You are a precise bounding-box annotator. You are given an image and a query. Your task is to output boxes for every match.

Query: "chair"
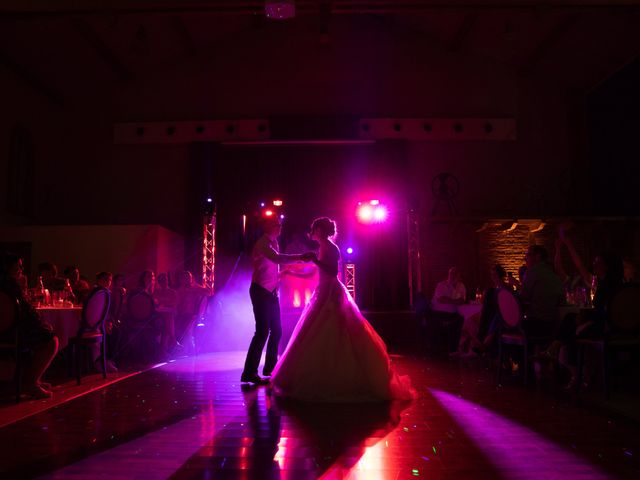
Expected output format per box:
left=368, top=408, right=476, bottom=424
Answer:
left=109, top=288, right=126, bottom=327
left=120, top=291, right=158, bottom=362
left=0, top=292, right=22, bottom=403
left=191, top=294, right=210, bottom=355
left=577, top=284, right=640, bottom=398
left=68, top=287, right=110, bottom=385
left=496, top=288, right=529, bottom=385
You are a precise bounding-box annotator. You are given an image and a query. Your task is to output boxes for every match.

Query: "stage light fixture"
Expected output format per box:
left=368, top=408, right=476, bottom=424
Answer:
left=264, top=209, right=274, bottom=217
left=273, top=199, right=283, bottom=206
left=356, top=200, right=389, bottom=224
left=346, top=247, right=354, bottom=255
left=356, top=204, right=374, bottom=223
left=373, top=206, right=388, bottom=221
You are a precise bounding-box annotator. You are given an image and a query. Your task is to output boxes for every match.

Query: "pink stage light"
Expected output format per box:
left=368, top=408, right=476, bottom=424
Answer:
left=373, top=206, right=388, bottom=221
left=356, top=200, right=389, bottom=224
left=346, top=247, right=354, bottom=255
left=356, top=204, right=374, bottom=223
left=264, top=209, right=274, bottom=217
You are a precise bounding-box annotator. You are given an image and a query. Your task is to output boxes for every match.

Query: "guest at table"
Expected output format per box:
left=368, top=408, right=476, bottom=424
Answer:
left=37, top=262, right=65, bottom=293
left=623, top=257, right=637, bottom=284
left=86, top=271, right=118, bottom=373
left=546, top=231, right=623, bottom=387
left=1, top=252, right=59, bottom=399
left=176, top=270, right=211, bottom=350
left=137, top=270, right=156, bottom=297
left=452, top=264, right=508, bottom=358
left=154, top=272, right=179, bottom=356
left=432, top=267, right=466, bottom=313
left=520, top=245, right=563, bottom=339
left=109, top=273, right=127, bottom=327
left=554, top=238, right=587, bottom=298
left=429, top=267, right=466, bottom=353
left=64, top=265, right=92, bottom=304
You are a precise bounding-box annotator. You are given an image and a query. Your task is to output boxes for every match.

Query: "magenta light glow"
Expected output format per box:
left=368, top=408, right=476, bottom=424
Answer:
left=430, top=389, right=610, bottom=479
left=346, top=247, right=354, bottom=255
left=356, top=200, right=389, bottom=224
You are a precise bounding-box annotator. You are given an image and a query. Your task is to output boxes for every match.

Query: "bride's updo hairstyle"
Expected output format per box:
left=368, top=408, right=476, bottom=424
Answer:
left=311, top=217, right=336, bottom=239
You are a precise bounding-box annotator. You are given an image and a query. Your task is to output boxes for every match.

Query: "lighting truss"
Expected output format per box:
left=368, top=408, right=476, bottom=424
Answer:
left=202, top=213, right=216, bottom=292
left=344, top=262, right=356, bottom=300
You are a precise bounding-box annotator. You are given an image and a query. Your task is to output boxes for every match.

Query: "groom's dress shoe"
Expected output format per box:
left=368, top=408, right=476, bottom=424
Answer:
left=240, top=373, right=270, bottom=385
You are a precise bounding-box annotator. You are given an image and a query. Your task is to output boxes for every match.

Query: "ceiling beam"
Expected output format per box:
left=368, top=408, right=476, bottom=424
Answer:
left=1, top=1, right=639, bottom=17
left=448, top=12, right=478, bottom=52
left=170, top=15, right=197, bottom=56
left=0, top=49, right=64, bottom=107
left=70, top=17, right=132, bottom=81
left=519, top=13, right=581, bottom=74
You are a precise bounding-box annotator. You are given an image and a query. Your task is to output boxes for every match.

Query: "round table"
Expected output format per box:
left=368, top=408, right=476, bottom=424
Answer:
left=37, top=306, right=83, bottom=350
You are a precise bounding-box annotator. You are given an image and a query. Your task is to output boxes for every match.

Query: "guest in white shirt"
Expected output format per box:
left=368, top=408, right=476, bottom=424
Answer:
left=432, top=267, right=467, bottom=313
left=241, top=216, right=311, bottom=385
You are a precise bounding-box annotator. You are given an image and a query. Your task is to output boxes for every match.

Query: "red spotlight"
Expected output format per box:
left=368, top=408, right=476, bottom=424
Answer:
left=264, top=209, right=274, bottom=217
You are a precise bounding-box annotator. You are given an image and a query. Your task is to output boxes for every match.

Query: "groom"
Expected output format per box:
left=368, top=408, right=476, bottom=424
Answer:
left=241, top=216, right=309, bottom=385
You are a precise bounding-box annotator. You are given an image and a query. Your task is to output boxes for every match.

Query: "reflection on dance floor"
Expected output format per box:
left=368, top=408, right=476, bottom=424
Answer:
left=0, top=352, right=638, bottom=479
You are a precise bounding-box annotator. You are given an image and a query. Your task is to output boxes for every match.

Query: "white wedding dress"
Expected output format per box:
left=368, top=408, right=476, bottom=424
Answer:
left=270, top=239, right=415, bottom=402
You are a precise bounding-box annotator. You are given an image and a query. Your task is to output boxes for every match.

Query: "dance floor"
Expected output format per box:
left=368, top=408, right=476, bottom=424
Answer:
left=0, top=351, right=639, bottom=479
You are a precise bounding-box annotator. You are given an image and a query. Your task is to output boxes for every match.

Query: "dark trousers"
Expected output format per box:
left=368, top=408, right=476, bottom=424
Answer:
left=242, top=283, right=282, bottom=376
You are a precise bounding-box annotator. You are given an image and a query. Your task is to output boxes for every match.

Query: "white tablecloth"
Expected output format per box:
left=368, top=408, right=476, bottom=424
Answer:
left=37, top=307, right=83, bottom=350
left=432, top=302, right=482, bottom=320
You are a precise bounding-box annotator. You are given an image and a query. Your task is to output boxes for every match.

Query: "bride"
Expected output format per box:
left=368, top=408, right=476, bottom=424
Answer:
left=270, top=217, right=415, bottom=402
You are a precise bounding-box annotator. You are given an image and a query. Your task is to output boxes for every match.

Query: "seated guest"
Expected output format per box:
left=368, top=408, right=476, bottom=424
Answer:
left=37, top=261, right=66, bottom=292
left=520, top=245, right=563, bottom=338
left=545, top=230, right=623, bottom=387
left=453, top=264, right=508, bottom=358
left=109, top=273, right=127, bottom=326
left=623, top=257, right=637, bottom=284
left=85, top=272, right=118, bottom=373
left=432, top=267, right=466, bottom=312
left=1, top=252, right=59, bottom=399
left=154, top=273, right=178, bottom=309
left=175, top=271, right=211, bottom=349
left=137, top=270, right=156, bottom=297
left=429, top=267, right=466, bottom=353
left=554, top=238, right=587, bottom=300
left=154, top=273, right=179, bottom=356
left=112, top=273, right=127, bottom=294
left=64, top=265, right=92, bottom=304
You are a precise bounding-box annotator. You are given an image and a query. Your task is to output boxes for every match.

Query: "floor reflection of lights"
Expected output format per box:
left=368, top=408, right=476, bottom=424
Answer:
left=431, top=389, right=613, bottom=480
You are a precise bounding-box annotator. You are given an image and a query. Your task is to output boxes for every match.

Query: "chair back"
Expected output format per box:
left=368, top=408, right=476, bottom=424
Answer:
left=109, top=288, right=125, bottom=322
left=196, top=295, right=208, bottom=319
left=0, top=292, right=18, bottom=335
left=497, top=288, right=522, bottom=328
left=82, top=287, right=111, bottom=332
left=127, top=291, right=155, bottom=322
left=609, top=284, right=640, bottom=334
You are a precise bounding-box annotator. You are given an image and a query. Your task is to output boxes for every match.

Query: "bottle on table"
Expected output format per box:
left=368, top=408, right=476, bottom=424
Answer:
left=35, top=276, right=46, bottom=307
left=64, top=278, right=76, bottom=305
